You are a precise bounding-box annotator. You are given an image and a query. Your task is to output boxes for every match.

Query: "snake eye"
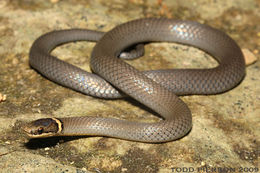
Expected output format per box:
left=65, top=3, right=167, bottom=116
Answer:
left=37, top=127, right=44, bottom=134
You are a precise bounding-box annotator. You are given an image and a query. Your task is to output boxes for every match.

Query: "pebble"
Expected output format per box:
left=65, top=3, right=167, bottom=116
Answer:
left=0, top=93, right=7, bottom=102
left=242, top=49, right=257, bottom=65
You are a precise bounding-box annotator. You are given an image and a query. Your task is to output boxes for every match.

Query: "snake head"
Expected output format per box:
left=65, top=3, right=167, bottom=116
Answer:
left=23, top=118, right=62, bottom=138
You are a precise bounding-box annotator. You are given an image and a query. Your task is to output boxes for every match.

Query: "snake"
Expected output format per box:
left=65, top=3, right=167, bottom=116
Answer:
left=23, top=18, right=245, bottom=143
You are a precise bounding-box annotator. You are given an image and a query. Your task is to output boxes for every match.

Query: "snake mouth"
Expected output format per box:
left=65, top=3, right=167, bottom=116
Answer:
left=22, top=125, right=42, bottom=138
left=22, top=125, right=52, bottom=138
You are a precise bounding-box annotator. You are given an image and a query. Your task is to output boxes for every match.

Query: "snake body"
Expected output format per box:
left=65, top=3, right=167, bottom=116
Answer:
left=24, top=18, right=245, bottom=143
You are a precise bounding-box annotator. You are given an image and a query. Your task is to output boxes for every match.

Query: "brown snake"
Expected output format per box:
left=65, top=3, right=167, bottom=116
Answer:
left=23, top=18, right=245, bottom=143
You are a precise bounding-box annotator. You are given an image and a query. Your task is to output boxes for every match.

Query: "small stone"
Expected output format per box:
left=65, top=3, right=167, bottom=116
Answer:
left=0, top=93, right=7, bottom=102
left=121, top=168, right=128, bottom=172
left=253, top=49, right=258, bottom=54
left=50, top=0, right=59, bottom=3
left=242, top=49, right=257, bottom=65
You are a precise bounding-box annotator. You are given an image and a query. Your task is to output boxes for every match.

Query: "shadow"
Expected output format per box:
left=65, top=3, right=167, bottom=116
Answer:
left=123, top=97, right=162, bottom=119
left=90, top=90, right=163, bottom=119
left=24, top=136, right=88, bottom=149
